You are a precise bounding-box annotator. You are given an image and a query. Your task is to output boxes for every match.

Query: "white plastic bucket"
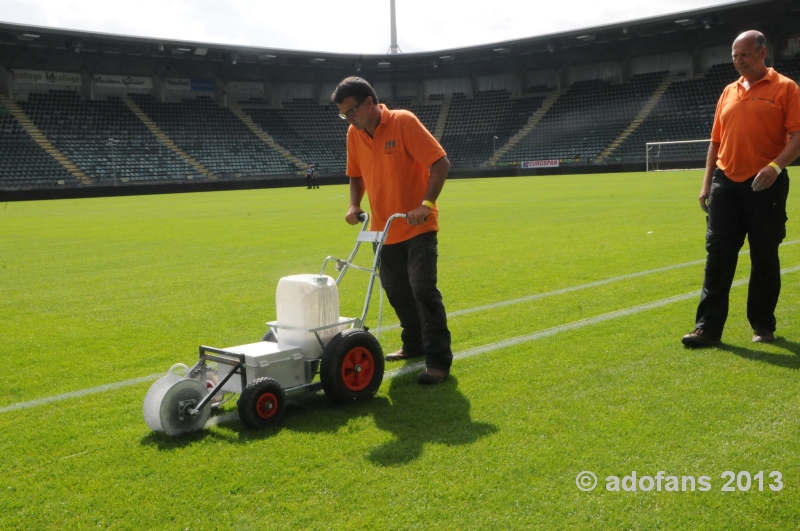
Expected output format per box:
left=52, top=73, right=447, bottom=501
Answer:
left=275, top=274, right=341, bottom=358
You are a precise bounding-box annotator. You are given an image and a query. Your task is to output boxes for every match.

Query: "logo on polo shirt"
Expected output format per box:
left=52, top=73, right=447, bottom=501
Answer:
left=385, top=140, right=397, bottom=151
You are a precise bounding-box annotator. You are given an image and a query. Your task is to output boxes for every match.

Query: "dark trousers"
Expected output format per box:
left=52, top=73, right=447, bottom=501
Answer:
left=378, top=231, right=453, bottom=373
left=695, top=167, right=789, bottom=336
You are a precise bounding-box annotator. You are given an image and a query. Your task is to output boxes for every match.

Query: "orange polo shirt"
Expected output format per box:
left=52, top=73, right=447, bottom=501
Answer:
left=347, top=104, right=446, bottom=244
left=712, top=67, right=800, bottom=181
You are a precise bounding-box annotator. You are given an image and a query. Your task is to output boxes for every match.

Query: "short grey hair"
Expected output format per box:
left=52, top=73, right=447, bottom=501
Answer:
left=754, top=32, right=767, bottom=50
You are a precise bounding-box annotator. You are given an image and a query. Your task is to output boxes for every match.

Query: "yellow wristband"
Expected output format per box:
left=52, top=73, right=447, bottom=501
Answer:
left=421, top=200, right=435, bottom=209
left=768, top=161, right=782, bottom=173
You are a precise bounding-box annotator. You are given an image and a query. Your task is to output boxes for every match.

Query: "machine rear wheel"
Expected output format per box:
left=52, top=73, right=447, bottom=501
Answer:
left=238, top=377, right=286, bottom=429
left=320, top=329, right=384, bottom=404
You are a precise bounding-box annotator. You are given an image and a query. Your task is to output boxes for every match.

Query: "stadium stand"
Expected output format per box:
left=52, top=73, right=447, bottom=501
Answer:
left=241, top=98, right=348, bottom=174
left=237, top=92, right=544, bottom=174
left=776, top=55, right=800, bottom=85
left=500, top=72, right=667, bottom=166
left=130, top=94, right=298, bottom=178
left=390, top=97, right=441, bottom=134
left=0, top=99, right=78, bottom=188
left=17, top=90, right=205, bottom=184
left=610, top=63, right=739, bottom=165
left=240, top=95, right=444, bottom=175
left=439, top=90, right=546, bottom=168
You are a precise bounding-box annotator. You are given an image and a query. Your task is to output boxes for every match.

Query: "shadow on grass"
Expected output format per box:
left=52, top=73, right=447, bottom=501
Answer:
left=716, top=337, right=800, bottom=369
left=140, top=426, right=234, bottom=449
left=365, top=374, right=498, bottom=467
left=140, top=373, right=498, bottom=463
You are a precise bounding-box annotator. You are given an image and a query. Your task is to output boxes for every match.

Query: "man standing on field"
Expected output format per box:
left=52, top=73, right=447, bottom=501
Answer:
left=332, top=76, right=453, bottom=384
left=682, top=30, right=800, bottom=347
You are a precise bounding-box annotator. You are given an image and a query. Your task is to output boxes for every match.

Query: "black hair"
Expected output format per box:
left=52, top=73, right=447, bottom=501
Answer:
left=331, top=76, right=378, bottom=105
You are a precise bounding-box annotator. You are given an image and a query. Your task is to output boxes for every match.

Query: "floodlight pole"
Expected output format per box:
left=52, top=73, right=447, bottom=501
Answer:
left=388, top=0, right=402, bottom=54
left=106, top=138, right=120, bottom=186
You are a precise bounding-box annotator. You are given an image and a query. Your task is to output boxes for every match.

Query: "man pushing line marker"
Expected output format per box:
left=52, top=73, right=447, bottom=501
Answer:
left=332, top=77, right=453, bottom=385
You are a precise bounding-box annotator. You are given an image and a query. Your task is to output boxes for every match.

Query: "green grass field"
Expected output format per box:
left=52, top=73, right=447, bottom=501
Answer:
left=3, top=171, right=800, bottom=530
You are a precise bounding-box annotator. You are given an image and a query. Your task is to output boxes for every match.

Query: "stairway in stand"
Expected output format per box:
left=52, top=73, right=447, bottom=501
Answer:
left=121, top=97, right=216, bottom=179
left=0, top=94, right=92, bottom=185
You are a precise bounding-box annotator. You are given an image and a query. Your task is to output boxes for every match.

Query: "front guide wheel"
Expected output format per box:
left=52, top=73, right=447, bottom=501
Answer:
left=143, top=375, right=210, bottom=437
left=238, top=377, right=287, bottom=429
left=320, top=329, right=384, bottom=404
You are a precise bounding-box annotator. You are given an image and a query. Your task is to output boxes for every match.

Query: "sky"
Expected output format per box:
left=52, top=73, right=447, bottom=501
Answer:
left=1, top=0, right=743, bottom=55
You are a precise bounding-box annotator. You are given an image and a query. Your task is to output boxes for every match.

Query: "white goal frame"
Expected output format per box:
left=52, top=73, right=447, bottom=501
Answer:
left=645, top=139, right=710, bottom=172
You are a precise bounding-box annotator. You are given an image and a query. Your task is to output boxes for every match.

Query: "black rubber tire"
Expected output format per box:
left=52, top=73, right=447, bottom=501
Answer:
left=237, top=377, right=287, bottom=429
left=320, top=329, right=384, bottom=404
left=261, top=330, right=277, bottom=342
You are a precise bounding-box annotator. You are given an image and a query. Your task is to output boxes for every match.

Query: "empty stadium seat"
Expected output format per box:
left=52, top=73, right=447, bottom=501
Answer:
left=501, top=72, right=668, bottom=165
left=17, top=90, right=204, bottom=184
left=612, top=64, right=738, bottom=164
left=130, top=94, right=297, bottom=178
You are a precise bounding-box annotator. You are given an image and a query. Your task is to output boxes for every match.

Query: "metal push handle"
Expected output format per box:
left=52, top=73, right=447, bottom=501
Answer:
left=359, top=213, right=408, bottom=325
left=321, top=212, right=370, bottom=282
left=319, top=212, right=410, bottom=330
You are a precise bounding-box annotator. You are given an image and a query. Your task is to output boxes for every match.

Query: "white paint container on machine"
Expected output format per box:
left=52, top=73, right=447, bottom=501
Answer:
left=275, top=274, right=342, bottom=358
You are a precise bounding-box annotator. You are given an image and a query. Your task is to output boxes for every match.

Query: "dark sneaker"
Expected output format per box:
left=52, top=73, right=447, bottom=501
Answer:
left=385, top=349, right=424, bottom=362
left=417, top=368, right=448, bottom=385
left=752, top=330, right=775, bottom=343
left=681, top=328, right=720, bottom=348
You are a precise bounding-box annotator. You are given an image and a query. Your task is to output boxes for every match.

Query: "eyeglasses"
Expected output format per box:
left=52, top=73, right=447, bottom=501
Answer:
left=338, top=100, right=364, bottom=120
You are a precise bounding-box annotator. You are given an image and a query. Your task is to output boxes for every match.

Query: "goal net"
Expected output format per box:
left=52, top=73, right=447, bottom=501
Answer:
left=645, top=139, right=710, bottom=172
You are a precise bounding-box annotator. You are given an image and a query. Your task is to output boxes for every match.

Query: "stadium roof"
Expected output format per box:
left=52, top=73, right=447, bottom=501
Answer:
left=0, top=0, right=795, bottom=81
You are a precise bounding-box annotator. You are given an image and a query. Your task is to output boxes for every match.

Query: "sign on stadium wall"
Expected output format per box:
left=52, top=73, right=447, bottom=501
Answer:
left=11, top=69, right=81, bottom=86
left=228, top=82, right=264, bottom=94
left=165, top=78, right=192, bottom=91
left=93, top=75, right=153, bottom=89
left=781, top=33, right=800, bottom=58
left=191, top=79, right=215, bottom=91
left=521, top=160, right=559, bottom=168
left=165, top=78, right=215, bottom=91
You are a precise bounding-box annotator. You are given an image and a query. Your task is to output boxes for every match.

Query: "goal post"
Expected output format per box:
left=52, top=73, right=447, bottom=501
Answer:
left=645, top=139, right=710, bottom=172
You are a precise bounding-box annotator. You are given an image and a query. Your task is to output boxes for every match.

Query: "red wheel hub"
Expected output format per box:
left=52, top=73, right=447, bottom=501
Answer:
left=341, top=346, right=375, bottom=392
left=255, top=392, right=278, bottom=419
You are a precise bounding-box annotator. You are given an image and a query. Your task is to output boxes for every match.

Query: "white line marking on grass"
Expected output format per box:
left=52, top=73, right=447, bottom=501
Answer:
left=382, top=265, right=800, bottom=381
left=3, top=248, right=800, bottom=416
left=0, top=373, right=163, bottom=414
left=60, top=450, right=88, bottom=460
left=205, top=412, right=239, bottom=427
left=377, top=239, right=800, bottom=331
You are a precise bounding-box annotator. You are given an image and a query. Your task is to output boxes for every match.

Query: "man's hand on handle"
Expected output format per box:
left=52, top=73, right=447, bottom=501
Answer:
left=345, top=205, right=365, bottom=225
left=406, top=204, right=431, bottom=226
